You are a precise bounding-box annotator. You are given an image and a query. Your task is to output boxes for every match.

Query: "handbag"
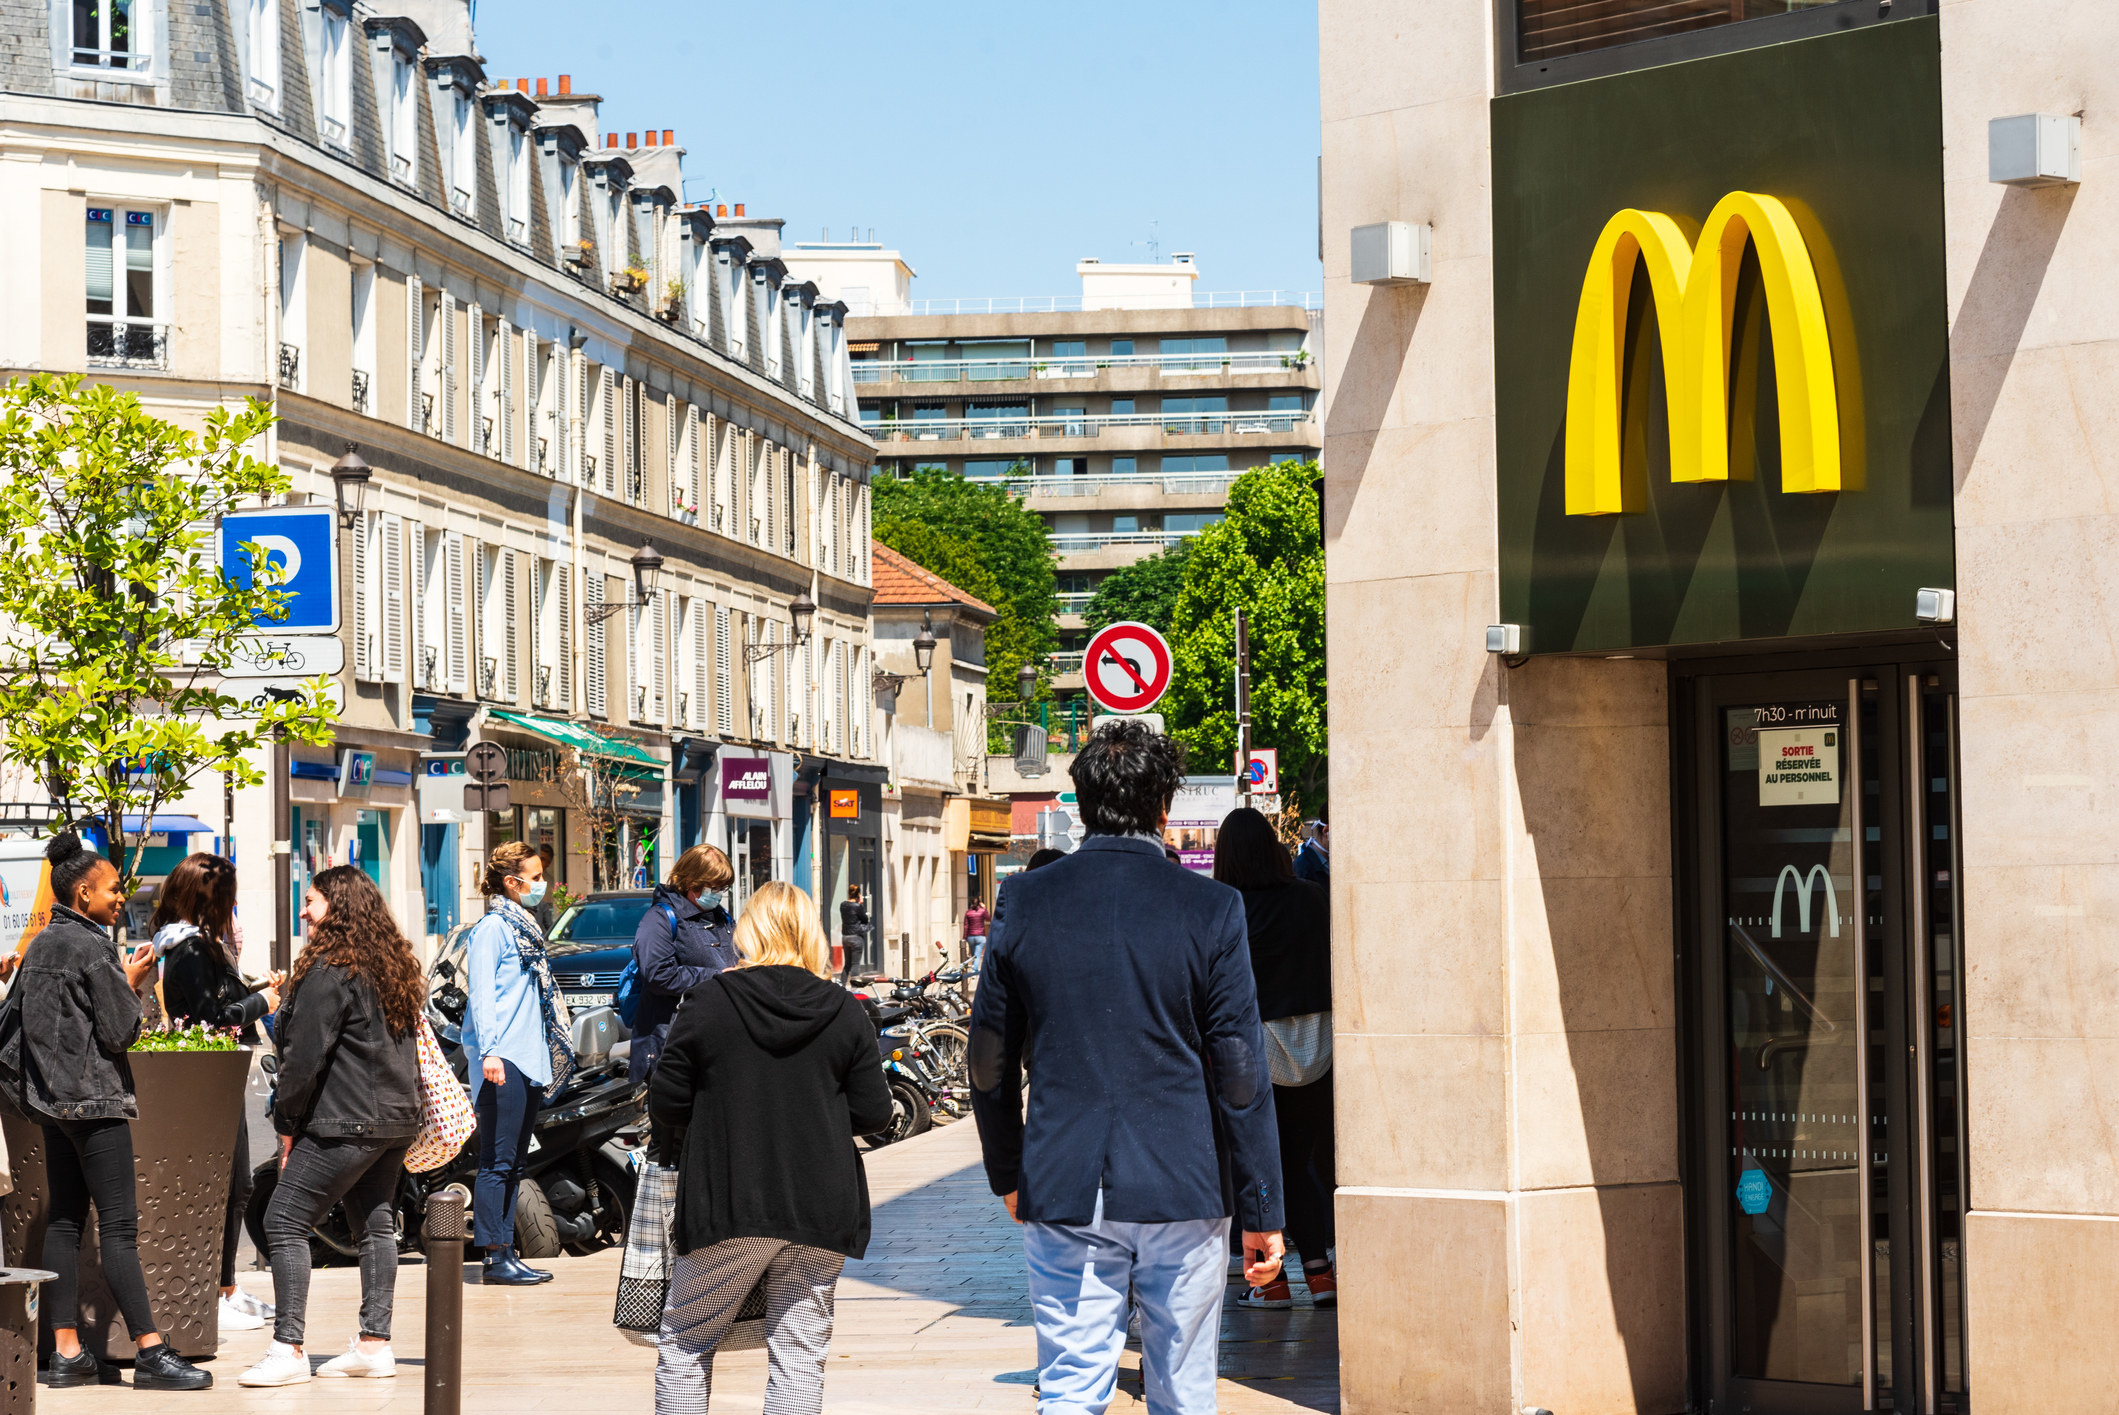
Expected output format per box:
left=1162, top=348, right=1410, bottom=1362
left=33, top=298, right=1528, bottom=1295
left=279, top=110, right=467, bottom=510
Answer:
left=614, top=1161, right=769, bottom=1347
left=405, top=1017, right=476, bottom=1174
left=615, top=1161, right=679, bottom=1341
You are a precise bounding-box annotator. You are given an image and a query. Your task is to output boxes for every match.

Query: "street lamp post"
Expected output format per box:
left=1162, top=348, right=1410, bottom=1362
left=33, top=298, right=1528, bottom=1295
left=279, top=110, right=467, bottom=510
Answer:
left=585, top=540, right=666, bottom=626
left=329, top=444, right=372, bottom=529
left=744, top=590, right=816, bottom=662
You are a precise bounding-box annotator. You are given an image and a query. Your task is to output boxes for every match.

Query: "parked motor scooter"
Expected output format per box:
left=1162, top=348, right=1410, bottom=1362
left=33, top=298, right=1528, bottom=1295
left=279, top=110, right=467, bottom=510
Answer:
left=855, top=993, right=941, bottom=1147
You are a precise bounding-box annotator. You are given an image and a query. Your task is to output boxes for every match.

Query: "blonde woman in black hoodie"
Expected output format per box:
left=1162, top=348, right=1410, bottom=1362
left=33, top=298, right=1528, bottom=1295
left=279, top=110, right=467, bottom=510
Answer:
left=648, top=881, right=894, bottom=1415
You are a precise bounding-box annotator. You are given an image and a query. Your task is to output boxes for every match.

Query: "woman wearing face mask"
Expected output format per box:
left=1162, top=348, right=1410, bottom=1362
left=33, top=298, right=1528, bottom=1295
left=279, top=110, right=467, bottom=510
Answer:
left=460, top=840, right=575, bottom=1286
left=11, top=832, right=213, bottom=1390
left=627, top=844, right=738, bottom=1085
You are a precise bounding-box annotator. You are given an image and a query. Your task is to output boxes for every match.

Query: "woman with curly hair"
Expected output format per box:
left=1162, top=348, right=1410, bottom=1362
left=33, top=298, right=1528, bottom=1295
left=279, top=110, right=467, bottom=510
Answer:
left=460, top=839, right=575, bottom=1286
left=238, top=865, right=422, bottom=1388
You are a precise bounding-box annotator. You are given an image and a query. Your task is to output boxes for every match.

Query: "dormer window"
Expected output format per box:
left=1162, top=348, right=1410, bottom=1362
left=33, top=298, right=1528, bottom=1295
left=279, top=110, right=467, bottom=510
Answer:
left=317, top=4, right=351, bottom=147
left=446, top=84, right=475, bottom=217
left=244, top=0, right=278, bottom=108
left=71, top=0, right=145, bottom=72
left=504, top=124, right=530, bottom=245
left=372, top=29, right=417, bottom=183
left=559, top=156, right=580, bottom=246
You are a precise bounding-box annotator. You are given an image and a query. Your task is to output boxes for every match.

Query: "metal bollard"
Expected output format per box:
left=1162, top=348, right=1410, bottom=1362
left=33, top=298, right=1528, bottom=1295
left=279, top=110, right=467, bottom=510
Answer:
left=0, top=1270, right=56, bottom=1415
left=423, top=1193, right=466, bottom=1415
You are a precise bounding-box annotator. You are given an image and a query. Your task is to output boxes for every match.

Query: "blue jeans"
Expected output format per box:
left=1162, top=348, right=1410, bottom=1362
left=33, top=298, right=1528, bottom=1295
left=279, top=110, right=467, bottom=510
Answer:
left=473, top=1058, right=543, bottom=1251
left=1023, top=1190, right=1229, bottom=1414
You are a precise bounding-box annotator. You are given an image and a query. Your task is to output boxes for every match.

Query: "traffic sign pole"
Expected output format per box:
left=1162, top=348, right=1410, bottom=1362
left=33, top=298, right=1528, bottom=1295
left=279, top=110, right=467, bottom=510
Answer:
left=1234, top=609, right=1252, bottom=802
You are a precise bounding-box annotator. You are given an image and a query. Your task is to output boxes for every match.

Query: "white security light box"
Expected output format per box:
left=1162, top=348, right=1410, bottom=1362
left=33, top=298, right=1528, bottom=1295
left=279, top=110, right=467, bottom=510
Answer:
left=1485, top=624, right=1522, bottom=656
left=1915, top=588, right=1956, bottom=624
left=1989, top=114, right=2080, bottom=187
left=1351, top=221, right=1431, bottom=285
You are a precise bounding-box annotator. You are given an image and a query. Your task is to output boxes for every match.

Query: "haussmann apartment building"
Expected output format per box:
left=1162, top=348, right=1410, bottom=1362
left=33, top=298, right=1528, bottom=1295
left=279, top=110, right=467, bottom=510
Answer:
left=0, top=0, right=885, bottom=956
left=1321, top=1, right=2119, bottom=1413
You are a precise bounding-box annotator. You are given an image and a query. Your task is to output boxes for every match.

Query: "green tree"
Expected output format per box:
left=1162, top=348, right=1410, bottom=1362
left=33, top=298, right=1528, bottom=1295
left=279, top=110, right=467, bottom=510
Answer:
left=1083, top=538, right=1192, bottom=636
left=873, top=467, right=1057, bottom=740
left=1163, top=460, right=1327, bottom=810
left=0, top=376, right=337, bottom=887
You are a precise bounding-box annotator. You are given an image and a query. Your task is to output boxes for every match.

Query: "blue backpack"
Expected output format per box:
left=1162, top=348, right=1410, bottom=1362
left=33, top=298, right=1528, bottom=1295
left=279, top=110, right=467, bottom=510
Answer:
left=613, top=902, right=678, bottom=1029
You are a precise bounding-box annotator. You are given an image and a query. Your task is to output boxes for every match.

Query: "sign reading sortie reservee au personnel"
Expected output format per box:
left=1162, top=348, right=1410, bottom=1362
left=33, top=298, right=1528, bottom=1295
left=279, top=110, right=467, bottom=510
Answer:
left=1082, top=621, right=1174, bottom=715
left=1757, top=727, right=1839, bottom=807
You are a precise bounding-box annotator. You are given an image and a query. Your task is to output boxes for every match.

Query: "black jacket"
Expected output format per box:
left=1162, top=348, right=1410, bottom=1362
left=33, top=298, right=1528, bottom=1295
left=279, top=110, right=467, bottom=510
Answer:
left=969, top=835, right=1284, bottom=1231
left=273, top=961, right=420, bottom=1141
left=628, top=885, right=737, bottom=1083
left=1292, top=840, right=1329, bottom=887
left=1238, top=881, right=1333, bottom=1023
left=160, top=927, right=269, bottom=1036
left=649, top=965, right=894, bottom=1259
left=11, top=905, right=141, bottom=1121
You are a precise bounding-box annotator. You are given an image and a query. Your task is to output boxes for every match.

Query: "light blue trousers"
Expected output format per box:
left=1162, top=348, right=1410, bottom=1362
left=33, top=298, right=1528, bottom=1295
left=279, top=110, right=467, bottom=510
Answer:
left=1023, top=1191, right=1230, bottom=1415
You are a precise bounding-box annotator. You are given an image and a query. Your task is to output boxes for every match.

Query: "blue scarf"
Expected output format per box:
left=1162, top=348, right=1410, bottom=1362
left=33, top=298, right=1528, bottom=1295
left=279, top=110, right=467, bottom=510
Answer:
left=492, top=900, right=577, bottom=1094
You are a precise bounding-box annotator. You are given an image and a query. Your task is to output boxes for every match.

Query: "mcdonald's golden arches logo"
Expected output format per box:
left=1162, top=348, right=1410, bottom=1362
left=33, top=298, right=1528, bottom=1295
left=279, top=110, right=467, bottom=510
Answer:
left=1564, top=191, right=1841, bottom=516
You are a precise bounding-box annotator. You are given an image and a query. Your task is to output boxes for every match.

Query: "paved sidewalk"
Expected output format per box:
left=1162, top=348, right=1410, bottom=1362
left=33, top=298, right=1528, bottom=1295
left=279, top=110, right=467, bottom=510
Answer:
left=56, top=1116, right=1336, bottom=1412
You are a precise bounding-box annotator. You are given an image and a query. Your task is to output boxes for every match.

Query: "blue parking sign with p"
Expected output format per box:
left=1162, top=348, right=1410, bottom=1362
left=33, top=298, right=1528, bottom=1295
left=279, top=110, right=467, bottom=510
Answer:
left=222, top=504, right=339, bottom=634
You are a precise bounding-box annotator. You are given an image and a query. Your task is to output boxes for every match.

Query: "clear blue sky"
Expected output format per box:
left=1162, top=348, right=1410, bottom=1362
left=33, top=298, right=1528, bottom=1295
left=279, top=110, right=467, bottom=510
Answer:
left=476, top=0, right=1323, bottom=299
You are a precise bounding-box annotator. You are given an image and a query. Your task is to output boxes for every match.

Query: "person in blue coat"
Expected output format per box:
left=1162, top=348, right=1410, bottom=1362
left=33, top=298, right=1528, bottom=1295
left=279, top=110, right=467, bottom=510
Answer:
left=628, top=843, right=738, bottom=1086
left=460, top=839, right=575, bottom=1286
left=969, top=719, right=1285, bottom=1414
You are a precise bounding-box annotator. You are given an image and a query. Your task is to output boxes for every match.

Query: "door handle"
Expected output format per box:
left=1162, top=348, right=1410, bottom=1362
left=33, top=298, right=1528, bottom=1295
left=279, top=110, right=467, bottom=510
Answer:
left=1849, top=676, right=1875, bottom=1412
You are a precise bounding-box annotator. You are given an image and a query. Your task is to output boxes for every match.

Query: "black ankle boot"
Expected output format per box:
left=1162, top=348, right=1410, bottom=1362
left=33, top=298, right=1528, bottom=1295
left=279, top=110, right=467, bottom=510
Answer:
left=133, top=1342, right=213, bottom=1391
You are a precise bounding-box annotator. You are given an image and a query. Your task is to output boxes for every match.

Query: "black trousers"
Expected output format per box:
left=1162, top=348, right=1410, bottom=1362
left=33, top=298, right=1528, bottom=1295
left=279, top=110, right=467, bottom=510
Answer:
left=41, top=1117, right=158, bottom=1340
left=1273, top=1072, right=1337, bottom=1268
left=472, top=1059, right=543, bottom=1251
left=222, top=1114, right=252, bottom=1288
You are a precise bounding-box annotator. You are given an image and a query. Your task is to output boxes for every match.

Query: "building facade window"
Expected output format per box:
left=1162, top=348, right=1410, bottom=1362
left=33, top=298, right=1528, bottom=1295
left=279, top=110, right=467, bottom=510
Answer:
left=245, top=0, right=278, bottom=108
left=71, top=0, right=144, bottom=71
left=277, top=231, right=305, bottom=391
left=446, top=84, right=475, bottom=217
left=558, top=156, right=580, bottom=247
left=504, top=123, right=530, bottom=245
left=350, top=259, right=376, bottom=413
left=318, top=4, right=351, bottom=145
left=385, top=46, right=416, bottom=182
left=85, top=205, right=162, bottom=366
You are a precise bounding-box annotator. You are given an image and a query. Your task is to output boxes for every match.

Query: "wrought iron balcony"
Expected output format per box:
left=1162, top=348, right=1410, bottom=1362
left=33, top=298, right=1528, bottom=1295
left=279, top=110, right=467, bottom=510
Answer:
left=278, top=342, right=301, bottom=390
left=86, top=318, right=168, bottom=370
left=351, top=369, right=371, bottom=414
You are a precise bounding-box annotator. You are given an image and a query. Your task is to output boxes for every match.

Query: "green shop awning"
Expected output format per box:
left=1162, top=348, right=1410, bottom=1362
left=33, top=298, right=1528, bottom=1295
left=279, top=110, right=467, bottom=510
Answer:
left=485, top=711, right=665, bottom=777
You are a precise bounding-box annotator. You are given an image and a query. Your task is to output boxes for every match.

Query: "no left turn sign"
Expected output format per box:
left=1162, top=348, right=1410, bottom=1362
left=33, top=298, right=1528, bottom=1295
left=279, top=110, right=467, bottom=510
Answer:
left=1083, top=621, right=1174, bottom=714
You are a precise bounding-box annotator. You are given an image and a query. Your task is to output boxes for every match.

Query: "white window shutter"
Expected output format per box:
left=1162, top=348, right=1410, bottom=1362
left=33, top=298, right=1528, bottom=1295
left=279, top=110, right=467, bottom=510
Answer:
left=352, top=512, right=371, bottom=679
left=467, top=303, right=485, bottom=452
left=853, top=647, right=865, bottom=757
left=558, top=564, right=572, bottom=709
left=522, top=331, right=538, bottom=471
left=714, top=605, right=731, bottom=733
left=408, top=520, right=427, bottom=686
left=406, top=274, right=424, bottom=432
left=382, top=512, right=405, bottom=681
left=687, top=405, right=702, bottom=513
left=651, top=590, right=666, bottom=721
left=574, top=350, right=589, bottom=484
left=585, top=570, right=606, bottom=716
left=498, top=319, right=514, bottom=463
left=692, top=605, right=708, bottom=729
left=502, top=549, right=517, bottom=700
left=446, top=533, right=467, bottom=692
left=601, top=367, right=617, bottom=493
left=763, top=623, right=777, bottom=739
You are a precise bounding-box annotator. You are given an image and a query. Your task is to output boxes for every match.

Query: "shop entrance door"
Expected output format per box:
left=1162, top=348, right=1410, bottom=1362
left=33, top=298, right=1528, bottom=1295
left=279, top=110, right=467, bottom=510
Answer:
left=1681, top=661, right=1968, bottom=1415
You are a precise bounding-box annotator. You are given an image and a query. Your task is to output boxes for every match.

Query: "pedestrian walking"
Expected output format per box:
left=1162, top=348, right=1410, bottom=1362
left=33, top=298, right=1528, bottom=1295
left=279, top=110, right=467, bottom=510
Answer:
left=969, top=720, right=1285, bottom=1415
left=1213, top=808, right=1337, bottom=1309
left=838, top=884, right=871, bottom=979
left=461, top=839, right=575, bottom=1286
left=152, top=852, right=283, bottom=1334
left=648, top=880, right=895, bottom=1414
left=9, top=832, right=214, bottom=1390
left=236, top=864, right=422, bottom=1387
left=960, top=895, right=990, bottom=968
left=1292, top=812, right=1329, bottom=887
left=628, top=843, right=738, bottom=1085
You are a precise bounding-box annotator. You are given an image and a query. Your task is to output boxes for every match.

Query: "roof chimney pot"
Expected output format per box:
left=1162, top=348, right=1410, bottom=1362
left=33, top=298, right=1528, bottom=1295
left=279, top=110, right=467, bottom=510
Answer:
left=514, top=77, right=528, bottom=92
left=606, top=133, right=618, bottom=148
left=663, top=128, right=674, bottom=146
left=643, top=131, right=656, bottom=147
left=716, top=204, right=727, bottom=217
left=535, top=77, right=548, bottom=96
left=626, top=132, right=637, bottom=148
left=734, top=203, right=745, bottom=217
left=557, top=74, right=571, bottom=94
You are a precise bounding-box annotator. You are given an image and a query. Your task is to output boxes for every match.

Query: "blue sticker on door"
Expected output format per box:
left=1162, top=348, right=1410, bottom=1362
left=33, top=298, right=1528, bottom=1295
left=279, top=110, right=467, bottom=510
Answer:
left=1736, top=1167, right=1772, bottom=1215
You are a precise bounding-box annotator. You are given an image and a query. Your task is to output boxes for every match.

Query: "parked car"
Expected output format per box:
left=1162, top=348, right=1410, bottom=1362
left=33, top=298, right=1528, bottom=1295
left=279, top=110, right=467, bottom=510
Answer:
left=428, top=890, right=654, bottom=1015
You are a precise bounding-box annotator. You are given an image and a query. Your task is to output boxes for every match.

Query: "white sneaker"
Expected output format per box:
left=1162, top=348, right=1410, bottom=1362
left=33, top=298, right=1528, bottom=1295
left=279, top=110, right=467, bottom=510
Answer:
left=237, top=1342, right=312, bottom=1386
left=226, top=1287, right=276, bottom=1321
left=217, top=1293, right=264, bottom=1331
left=317, top=1338, right=396, bottom=1379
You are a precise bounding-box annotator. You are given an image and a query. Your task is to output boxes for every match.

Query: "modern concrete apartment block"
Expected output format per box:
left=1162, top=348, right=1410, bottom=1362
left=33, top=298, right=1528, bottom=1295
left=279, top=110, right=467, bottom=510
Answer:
left=1323, top=0, right=2119, bottom=1412
left=0, top=0, right=880, bottom=955
left=785, top=248, right=1322, bottom=689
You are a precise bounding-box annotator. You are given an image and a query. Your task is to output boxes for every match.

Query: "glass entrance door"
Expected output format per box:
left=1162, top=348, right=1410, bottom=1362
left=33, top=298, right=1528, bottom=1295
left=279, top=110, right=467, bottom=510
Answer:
left=1683, top=662, right=1967, bottom=1415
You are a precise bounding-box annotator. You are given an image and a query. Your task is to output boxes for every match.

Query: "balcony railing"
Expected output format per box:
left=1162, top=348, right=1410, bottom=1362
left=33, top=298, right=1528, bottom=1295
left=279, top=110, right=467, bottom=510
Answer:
left=1049, top=531, right=1193, bottom=554
left=1048, top=650, right=1086, bottom=674
left=278, top=342, right=301, bottom=390
left=870, top=410, right=1314, bottom=443
left=980, top=471, right=1242, bottom=500
left=853, top=350, right=1310, bottom=384
left=870, top=290, right=1321, bottom=317
left=86, top=318, right=169, bottom=370
left=1058, top=592, right=1095, bottom=614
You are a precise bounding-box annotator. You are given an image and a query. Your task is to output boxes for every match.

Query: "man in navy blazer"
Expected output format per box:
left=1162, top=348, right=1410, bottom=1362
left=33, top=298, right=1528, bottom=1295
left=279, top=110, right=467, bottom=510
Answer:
left=970, top=720, right=1284, bottom=1413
